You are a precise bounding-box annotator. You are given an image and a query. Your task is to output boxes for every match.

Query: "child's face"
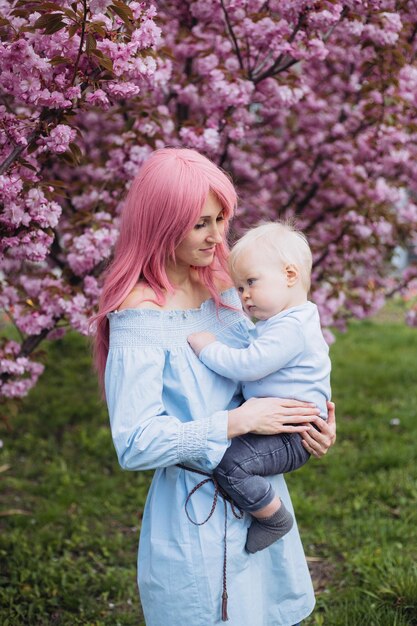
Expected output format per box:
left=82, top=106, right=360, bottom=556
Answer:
left=232, top=249, right=295, bottom=320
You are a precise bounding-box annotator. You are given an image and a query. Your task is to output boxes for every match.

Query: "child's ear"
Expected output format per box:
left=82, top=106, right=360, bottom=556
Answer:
left=285, top=264, right=299, bottom=287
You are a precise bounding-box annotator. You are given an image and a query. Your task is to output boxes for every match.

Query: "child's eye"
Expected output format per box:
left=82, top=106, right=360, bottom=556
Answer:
left=247, top=278, right=255, bottom=286
left=237, top=286, right=244, bottom=294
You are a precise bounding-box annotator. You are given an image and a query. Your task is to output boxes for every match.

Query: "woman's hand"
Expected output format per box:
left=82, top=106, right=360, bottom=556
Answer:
left=228, top=397, right=321, bottom=439
left=300, top=401, right=336, bottom=458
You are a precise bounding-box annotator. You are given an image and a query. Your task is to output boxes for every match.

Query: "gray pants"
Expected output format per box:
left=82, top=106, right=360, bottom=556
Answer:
left=214, top=432, right=310, bottom=513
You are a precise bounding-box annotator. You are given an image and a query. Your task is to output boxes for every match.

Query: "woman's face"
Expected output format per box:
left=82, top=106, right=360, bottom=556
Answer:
left=174, top=193, right=226, bottom=267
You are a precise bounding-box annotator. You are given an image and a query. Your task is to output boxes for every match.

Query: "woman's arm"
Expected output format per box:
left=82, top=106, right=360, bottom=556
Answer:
left=105, top=346, right=231, bottom=472
left=300, top=401, right=336, bottom=458
left=228, top=397, right=321, bottom=438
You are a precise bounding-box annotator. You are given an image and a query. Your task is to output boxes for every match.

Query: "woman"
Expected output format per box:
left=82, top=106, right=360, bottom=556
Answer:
left=94, top=148, right=336, bottom=626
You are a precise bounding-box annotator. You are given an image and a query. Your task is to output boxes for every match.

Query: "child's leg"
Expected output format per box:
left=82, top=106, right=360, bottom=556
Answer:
left=214, top=432, right=310, bottom=511
left=214, top=433, right=310, bottom=553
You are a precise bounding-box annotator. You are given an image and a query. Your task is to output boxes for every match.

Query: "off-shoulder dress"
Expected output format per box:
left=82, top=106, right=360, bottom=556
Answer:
left=105, top=288, right=315, bottom=626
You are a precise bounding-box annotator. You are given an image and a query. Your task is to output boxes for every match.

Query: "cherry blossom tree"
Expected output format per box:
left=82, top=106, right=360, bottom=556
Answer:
left=1, top=0, right=417, bottom=401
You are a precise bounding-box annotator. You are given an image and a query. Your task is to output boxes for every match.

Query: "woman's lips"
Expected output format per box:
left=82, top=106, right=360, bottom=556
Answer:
left=200, top=247, right=215, bottom=254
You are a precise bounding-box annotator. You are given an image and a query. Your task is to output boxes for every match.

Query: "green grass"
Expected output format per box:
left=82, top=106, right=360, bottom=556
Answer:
left=1, top=319, right=417, bottom=625
left=0, top=334, right=150, bottom=625
left=288, top=319, right=417, bottom=626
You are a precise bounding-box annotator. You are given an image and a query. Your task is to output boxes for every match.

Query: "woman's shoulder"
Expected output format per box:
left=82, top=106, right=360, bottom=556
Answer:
left=118, top=278, right=234, bottom=313
left=118, top=282, right=161, bottom=311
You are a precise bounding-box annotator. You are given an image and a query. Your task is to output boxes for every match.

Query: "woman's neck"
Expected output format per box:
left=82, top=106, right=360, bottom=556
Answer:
left=165, top=259, right=195, bottom=291
left=164, top=263, right=211, bottom=309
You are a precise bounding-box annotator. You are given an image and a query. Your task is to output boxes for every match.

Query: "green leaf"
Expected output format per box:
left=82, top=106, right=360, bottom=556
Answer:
left=44, top=19, right=66, bottom=34
left=86, top=33, right=97, bottom=54
left=68, top=142, right=83, bottom=164
left=38, top=2, right=63, bottom=10
left=62, top=8, right=78, bottom=20
left=33, top=13, right=62, bottom=29
left=89, top=21, right=106, bottom=37
left=60, top=150, right=76, bottom=165
left=91, top=50, right=113, bottom=72
left=110, top=2, right=133, bottom=27
left=42, top=179, right=67, bottom=188
left=113, top=0, right=133, bottom=18
left=27, top=142, right=39, bottom=155
left=68, top=23, right=78, bottom=38
left=10, top=9, right=29, bottom=18
left=49, top=56, right=73, bottom=65
left=16, top=158, right=37, bottom=172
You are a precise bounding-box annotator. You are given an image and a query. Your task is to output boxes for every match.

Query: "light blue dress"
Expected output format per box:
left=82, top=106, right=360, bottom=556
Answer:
left=105, top=288, right=315, bottom=626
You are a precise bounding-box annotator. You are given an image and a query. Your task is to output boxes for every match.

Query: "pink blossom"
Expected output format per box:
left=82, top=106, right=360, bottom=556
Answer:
left=16, top=312, right=55, bottom=336
left=322, top=329, right=335, bottom=346
left=47, top=328, right=67, bottom=341
left=58, top=294, right=90, bottom=335
left=85, top=89, right=110, bottom=108
left=398, top=65, right=417, bottom=107
left=90, top=0, right=113, bottom=15
left=2, top=0, right=417, bottom=400
left=364, top=13, right=402, bottom=47
left=44, top=125, right=76, bottom=154
left=0, top=341, right=44, bottom=399
left=66, top=226, right=119, bottom=276
left=106, top=81, right=141, bottom=98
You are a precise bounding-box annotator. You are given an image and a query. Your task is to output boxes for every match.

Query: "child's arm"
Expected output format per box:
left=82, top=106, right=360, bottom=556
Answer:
left=188, top=317, right=305, bottom=381
left=187, top=332, right=217, bottom=356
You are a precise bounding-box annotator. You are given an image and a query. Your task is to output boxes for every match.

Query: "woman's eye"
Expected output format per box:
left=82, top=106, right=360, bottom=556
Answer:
left=194, top=223, right=206, bottom=230
left=217, top=213, right=225, bottom=222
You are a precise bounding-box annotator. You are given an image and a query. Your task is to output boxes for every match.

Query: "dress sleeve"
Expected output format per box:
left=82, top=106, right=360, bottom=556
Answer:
left=199, top=317, right=305, bottom=382
left=105, top=346, right=229, bottom=472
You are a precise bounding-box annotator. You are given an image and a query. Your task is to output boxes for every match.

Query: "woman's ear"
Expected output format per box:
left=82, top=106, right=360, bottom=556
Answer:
left=285, top=264, right=299, bottom=287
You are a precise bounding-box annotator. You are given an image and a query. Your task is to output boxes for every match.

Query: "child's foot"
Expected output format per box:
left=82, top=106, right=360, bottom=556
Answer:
left=245, top=502, right=294, bottom=554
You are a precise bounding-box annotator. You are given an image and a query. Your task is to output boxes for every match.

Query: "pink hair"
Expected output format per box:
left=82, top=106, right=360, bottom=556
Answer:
left=92, top=147, right=237, bottom=386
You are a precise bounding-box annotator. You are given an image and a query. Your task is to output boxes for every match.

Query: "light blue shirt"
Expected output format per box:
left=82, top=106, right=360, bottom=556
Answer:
left=200, top=301, right=331, bottom=420
left=105, top=289, right=315, bottom=626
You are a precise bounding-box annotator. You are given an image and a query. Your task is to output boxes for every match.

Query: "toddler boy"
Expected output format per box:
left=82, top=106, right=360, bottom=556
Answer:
left=188, top=222, right=331, bottom=554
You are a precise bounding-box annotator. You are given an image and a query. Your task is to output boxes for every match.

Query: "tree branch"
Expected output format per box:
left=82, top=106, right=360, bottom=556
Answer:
left=253, top=10, right=306, bottom=83
left=313, top=226, right=349, bottom=270
left=220, top=0, right=245, bottom=72
left=71, top=0, right=88, bottom=86
left=280, top=155, right=324, bottom=212
left=0, top=131, right=37, bottom=175
left=407, top=21, right=417, bottom=45
left=303, top=204, right=344, bottom=233
left=19, top=328, right=52, bottom=358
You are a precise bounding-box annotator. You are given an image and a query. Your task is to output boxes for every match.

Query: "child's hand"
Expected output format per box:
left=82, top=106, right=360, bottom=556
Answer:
left=187, top=332, right=217, bottom=356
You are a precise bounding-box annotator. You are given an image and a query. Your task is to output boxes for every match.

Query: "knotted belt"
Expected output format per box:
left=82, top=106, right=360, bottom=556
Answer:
left=176, top=464, right=244, bottom=621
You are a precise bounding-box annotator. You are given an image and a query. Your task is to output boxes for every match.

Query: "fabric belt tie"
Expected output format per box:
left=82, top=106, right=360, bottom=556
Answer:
left=176, top=464, right=243, bottom=622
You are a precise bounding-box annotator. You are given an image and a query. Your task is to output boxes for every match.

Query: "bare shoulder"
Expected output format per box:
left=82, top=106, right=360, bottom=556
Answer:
left=118, top=282, right=161, bottom=311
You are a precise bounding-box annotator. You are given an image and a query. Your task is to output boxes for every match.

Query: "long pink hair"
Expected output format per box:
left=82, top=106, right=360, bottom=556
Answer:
left=92, top=147, right=237, bottom=386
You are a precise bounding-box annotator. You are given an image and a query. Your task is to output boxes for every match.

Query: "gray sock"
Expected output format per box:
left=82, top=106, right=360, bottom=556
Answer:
left=245, top=502, right=294, bottom=554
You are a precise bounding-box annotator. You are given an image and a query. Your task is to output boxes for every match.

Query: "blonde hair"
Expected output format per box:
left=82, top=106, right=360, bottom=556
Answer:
left=229, top=221, right=313, bottom=291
